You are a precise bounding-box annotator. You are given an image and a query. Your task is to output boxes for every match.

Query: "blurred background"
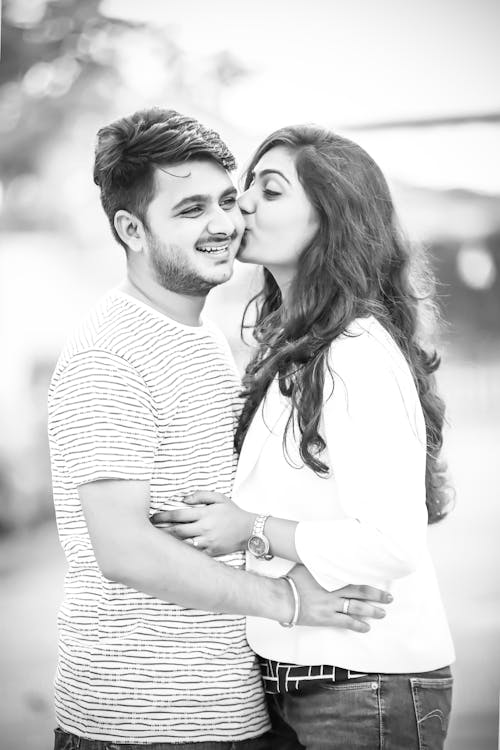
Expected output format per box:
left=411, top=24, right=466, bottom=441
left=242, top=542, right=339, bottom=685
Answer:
left=1, top=0, right=499, bottom=748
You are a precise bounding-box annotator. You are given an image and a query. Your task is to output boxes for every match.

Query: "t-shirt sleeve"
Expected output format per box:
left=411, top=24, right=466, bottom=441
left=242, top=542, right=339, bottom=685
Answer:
left=48, top=349, right=158, bottom=485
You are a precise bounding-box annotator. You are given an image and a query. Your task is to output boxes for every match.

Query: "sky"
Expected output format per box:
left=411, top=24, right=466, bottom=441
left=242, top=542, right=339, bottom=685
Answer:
left=104, top=0, right=500, bottom=193
left=105, top=0, right=499, bottom=126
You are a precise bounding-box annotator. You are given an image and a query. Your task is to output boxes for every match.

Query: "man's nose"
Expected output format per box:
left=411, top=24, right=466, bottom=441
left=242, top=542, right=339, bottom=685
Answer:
left=207, top=206, right=237, bottom=236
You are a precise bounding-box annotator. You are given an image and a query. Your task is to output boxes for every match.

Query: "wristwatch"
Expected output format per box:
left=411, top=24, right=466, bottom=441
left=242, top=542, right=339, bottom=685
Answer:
left=247, top=514, right=273, bottom=560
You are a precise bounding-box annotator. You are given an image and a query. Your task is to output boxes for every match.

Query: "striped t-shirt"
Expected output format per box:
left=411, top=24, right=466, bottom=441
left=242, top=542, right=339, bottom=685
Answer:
left=48, top=290, right=269, bottom=743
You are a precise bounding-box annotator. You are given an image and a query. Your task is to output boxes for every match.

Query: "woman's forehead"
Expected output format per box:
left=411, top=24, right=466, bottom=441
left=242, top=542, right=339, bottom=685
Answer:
left=255, top=146, right=297, bottom=180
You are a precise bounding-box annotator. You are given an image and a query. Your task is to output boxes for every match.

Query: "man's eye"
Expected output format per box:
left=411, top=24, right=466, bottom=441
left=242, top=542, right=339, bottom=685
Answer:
left=180, top=206, right=203, bottom=217
left=221, top=196, right=237, bottom=210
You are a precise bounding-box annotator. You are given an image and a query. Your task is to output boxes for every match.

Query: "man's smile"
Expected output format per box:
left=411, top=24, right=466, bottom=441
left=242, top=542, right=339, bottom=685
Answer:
left=195, top=242, right=230, bottom=255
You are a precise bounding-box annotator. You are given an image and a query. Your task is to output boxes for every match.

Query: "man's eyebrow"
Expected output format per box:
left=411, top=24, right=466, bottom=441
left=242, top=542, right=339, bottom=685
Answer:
left=172, top=194, right=209, bottom=211
left=256, top=168, right=292, bottom=185
left=172, top=187, right=236, bottom=212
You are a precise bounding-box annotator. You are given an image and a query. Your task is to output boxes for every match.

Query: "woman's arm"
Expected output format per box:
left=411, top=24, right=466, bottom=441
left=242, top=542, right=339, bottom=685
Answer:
left=81, top=479, right=389, bottom=630
left=153, top=329, right=428, bottom=587
left=152, top=491, right=300, bottom=560
left=293, top=330, right=429, bottom=589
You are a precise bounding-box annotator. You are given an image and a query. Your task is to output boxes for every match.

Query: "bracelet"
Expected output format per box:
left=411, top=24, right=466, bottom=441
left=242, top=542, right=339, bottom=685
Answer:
left=279, top=575, right=300, bottom=628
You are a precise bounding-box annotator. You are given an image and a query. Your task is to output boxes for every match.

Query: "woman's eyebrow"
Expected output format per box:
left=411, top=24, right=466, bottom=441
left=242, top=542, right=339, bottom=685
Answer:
left=256, top=168, right=291, bottom=185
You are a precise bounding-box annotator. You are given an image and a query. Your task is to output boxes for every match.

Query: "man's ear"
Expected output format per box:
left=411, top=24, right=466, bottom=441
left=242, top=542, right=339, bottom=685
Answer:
left=114, top=210, right=145, bottom=254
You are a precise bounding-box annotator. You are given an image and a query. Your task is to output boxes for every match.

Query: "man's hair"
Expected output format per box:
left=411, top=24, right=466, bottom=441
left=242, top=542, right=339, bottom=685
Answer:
left=93, top=107, right=237, bottom=249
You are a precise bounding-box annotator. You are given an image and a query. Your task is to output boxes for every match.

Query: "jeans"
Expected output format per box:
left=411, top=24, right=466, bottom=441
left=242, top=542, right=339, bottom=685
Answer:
left=266, top=666, right=453, bottom=749
left=54, top=727, right=271, bottom=750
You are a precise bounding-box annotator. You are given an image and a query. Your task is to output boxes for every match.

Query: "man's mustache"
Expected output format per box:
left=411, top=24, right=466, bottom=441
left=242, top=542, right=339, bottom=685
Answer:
left=198, top=229, right=239, bottom=244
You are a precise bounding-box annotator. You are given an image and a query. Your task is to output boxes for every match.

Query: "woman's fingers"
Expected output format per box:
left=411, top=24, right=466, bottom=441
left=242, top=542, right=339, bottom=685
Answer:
left=151, top=493, right=228, bottom=528
left=154, top=524, right=175, bottom=534
left=151, top=508, right=200, bottom=525
left=183, top=491, right=226, bottom=505
left=154, top=522, right=191, bottom=538
left=155, top=526, right=209, bottom=552
left=155, top=523, right=202, bottom=539
left=338, top=598, right=386, bottom=620
left=332, top=614, right=371, bottom=633
left=185, top=536, right=221, bottom=556
left=166, top=522, right=202, bottom=539
left=185, top=537, right=207, bottom=551
left=339, top=584, right=393, bottom=604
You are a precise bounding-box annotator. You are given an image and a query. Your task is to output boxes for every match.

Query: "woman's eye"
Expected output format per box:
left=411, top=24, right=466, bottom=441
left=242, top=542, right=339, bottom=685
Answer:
left=264, top=189, right=281, bottom=198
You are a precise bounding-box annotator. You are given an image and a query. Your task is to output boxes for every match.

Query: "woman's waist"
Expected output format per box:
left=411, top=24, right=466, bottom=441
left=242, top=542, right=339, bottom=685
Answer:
left=245, top=572, right=454, bottom=672
left=247, top=616, right=454, bottom=673
left=258, top=657, right=452, bottom=694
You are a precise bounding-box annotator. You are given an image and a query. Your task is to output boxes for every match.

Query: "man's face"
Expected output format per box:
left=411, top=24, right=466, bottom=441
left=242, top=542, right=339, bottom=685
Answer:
left=143, top=159, right=244, bottom=296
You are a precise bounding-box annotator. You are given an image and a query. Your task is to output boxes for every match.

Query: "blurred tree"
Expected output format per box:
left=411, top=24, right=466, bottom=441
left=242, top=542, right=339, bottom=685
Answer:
left=0, top=1, right=252, bottom=532
left=0, top=0, right=247, bottom=197
left=0, top=0, right=147, bottom=178
left=212, top=50, right=249, bottom=87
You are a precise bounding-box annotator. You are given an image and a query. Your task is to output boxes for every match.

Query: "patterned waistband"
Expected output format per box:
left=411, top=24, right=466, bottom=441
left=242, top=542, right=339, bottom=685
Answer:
left=259, top=658, right=368, bottom=694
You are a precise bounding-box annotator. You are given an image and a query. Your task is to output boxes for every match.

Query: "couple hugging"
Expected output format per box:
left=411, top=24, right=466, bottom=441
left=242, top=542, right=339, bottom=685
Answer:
left=48, top=107, right=454, bottom=750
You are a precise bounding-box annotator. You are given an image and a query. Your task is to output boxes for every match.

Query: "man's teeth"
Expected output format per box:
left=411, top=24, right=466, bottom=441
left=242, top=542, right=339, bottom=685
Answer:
left=197, top=244, right=229, bottom=254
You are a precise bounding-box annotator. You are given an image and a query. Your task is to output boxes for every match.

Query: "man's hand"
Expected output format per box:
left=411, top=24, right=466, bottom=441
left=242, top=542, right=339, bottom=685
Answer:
left=288, top=565, right=391, bottom=632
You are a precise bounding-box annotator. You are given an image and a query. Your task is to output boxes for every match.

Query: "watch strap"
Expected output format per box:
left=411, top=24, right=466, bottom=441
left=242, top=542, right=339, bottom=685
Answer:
left=252, top=513, right=270, bottom=537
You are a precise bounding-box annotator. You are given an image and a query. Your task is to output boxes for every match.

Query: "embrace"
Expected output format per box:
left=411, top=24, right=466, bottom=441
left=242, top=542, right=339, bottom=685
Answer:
left=48, top=108, right=455, bottom=750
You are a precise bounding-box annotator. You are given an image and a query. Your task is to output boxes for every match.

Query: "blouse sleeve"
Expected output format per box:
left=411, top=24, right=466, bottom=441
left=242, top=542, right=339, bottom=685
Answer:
left=294, top=327, right=429, bottom=590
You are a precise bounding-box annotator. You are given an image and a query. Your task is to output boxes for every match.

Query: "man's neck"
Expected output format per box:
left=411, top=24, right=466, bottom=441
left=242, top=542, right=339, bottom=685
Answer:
left=121, top=272, right=206, bottom=327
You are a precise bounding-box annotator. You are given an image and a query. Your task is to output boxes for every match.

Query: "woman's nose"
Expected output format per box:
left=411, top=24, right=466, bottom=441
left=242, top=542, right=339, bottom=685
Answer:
left=238, top=188, right=255, bottom=215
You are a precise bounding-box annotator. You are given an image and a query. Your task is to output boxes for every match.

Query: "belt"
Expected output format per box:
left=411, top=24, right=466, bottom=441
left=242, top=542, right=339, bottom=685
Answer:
left=260, top=658, right=368, bottom=694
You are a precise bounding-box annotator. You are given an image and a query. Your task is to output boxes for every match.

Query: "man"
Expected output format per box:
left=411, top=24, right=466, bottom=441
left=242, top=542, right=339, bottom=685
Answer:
left=48, top=108, right=389, bottom=749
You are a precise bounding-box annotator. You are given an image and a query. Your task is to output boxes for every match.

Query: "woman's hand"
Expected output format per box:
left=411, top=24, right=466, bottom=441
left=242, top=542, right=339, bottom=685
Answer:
left=150, top=492, right=256, bottom=557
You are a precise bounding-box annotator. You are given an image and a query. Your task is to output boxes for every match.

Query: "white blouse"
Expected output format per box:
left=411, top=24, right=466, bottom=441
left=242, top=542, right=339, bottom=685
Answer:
left=233, top=316, right=454, bottom=673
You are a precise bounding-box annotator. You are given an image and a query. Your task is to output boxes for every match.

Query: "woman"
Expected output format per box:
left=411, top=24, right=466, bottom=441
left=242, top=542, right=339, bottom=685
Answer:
left=153, top=126, right=455, bottom=749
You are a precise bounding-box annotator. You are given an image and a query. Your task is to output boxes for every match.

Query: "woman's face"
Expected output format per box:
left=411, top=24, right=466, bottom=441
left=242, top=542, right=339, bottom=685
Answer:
left=237, top=146, right=319, bottom=283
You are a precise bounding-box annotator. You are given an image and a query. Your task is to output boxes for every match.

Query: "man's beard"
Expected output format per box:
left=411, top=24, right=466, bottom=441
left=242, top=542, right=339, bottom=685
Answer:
left=147, top=231, right=217, bottom=297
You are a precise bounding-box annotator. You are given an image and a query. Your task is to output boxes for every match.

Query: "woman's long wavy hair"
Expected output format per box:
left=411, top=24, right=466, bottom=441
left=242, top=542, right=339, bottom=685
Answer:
left=235, top=125, right=451, bottom=524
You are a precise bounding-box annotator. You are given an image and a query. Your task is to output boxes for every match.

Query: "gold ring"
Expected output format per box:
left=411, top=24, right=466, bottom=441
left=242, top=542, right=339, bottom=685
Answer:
left=342, top=598, right=350, bottom=615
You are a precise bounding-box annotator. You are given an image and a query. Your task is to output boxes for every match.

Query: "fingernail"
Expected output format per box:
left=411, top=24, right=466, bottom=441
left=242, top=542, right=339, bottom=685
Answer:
left=378, top=609, right=386, bottom=618
left=385, top=594, right=393, bottom=603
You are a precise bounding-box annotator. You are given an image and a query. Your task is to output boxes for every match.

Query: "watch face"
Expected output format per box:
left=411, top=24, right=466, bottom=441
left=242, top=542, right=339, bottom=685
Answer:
left=248, top=536, right=266, bottom=557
